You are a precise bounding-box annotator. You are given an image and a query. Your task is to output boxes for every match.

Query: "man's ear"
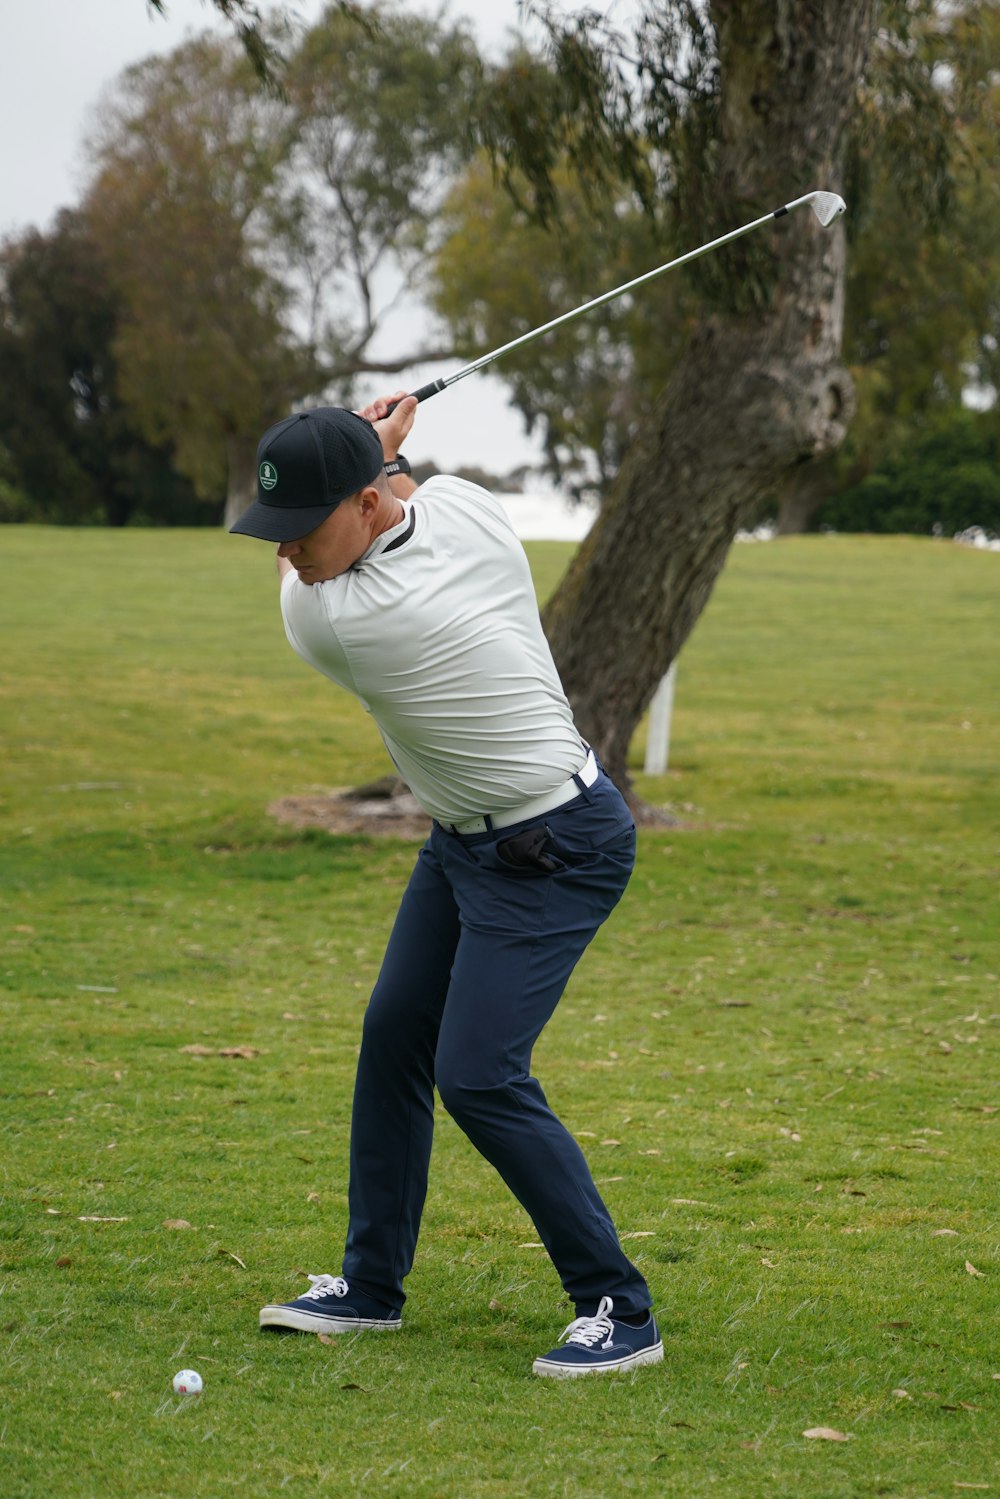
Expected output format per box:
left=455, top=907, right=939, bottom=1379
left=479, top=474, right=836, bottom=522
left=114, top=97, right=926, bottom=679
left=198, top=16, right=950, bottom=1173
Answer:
left=358, top=484, right=381, bottom=517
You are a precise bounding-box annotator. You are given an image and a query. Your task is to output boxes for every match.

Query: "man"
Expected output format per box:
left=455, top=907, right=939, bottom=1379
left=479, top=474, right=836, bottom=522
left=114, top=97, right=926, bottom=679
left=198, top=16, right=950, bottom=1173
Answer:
left=230, top=393, right=661, bottom=1378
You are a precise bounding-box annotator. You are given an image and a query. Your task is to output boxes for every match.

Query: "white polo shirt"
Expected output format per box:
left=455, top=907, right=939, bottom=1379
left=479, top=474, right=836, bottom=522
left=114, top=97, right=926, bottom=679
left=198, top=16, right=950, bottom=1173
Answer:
left=279, top=475, right=587, bottom=824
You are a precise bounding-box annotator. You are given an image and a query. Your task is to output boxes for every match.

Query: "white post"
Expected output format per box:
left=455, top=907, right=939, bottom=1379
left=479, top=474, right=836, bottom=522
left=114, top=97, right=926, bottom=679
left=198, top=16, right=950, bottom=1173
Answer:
left=643, top=663, right=677, bottom=776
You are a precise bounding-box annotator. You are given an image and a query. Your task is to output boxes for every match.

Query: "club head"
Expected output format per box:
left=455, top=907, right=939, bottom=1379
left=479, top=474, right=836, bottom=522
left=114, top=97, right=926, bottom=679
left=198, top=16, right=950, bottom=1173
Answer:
left=808, top=191, right=847, bottom=227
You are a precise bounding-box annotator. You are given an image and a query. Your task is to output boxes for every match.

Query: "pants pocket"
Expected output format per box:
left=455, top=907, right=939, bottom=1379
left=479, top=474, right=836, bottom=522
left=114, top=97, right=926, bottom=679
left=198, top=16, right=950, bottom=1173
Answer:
left=496, top=824, right=562, bottom=874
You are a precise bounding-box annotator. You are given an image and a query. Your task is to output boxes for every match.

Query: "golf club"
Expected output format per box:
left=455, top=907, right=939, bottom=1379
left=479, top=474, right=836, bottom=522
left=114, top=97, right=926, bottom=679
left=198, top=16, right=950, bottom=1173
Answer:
left=386, top=189, right=846, bottom=413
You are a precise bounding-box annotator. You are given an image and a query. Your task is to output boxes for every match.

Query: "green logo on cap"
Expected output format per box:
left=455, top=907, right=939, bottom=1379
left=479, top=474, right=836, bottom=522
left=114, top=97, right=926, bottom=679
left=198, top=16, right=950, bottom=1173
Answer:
left=259, top=461, right=278, bottom=491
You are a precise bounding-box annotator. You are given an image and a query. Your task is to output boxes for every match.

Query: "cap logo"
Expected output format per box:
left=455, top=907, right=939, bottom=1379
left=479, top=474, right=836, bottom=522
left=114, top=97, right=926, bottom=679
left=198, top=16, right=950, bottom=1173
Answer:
left=259, top=461, right=278, bottom=491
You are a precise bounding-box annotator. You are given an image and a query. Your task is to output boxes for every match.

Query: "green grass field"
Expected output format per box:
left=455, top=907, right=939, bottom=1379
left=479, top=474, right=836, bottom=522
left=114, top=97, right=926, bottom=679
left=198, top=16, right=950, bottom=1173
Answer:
left=1, top=526, right=997, bottom=1498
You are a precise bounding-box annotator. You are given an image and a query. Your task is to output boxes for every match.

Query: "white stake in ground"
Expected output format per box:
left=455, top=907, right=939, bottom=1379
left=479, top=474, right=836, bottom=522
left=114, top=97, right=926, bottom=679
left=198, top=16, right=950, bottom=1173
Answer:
left=644, top=663, right=678, bottom=777
left=388, top=190, right=846, bottom=411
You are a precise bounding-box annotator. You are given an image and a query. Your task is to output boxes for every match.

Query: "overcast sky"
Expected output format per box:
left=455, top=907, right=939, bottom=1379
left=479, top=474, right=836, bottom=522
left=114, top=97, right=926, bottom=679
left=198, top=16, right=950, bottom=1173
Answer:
left=2, top=0, right=605, bottom=474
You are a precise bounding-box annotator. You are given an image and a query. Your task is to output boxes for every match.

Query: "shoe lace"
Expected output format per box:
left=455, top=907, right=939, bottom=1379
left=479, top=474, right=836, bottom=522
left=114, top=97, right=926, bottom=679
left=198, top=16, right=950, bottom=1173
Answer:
left=302, top=1274, right=349, bottom=1301
left=559, top=1294, right=616, bottom=1351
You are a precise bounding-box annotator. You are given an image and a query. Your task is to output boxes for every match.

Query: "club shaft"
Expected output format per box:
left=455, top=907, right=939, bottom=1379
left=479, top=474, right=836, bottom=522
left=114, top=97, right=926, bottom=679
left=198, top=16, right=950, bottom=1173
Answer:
left=443, top=207, right=781, bottom=390
left=387, top=193, right=831, bottom=412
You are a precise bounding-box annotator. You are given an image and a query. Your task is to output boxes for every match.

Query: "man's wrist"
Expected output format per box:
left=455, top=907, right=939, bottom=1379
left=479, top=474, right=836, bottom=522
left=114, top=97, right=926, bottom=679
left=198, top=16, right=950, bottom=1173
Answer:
left=384, top=455, right=411, bottom=478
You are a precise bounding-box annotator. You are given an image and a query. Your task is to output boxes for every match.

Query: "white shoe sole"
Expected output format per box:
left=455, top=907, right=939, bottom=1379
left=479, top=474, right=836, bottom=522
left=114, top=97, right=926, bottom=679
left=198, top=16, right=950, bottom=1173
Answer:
left=259, top=1306, right=401, bottom=1333
left=532, top=1340, right=664, bottom=1378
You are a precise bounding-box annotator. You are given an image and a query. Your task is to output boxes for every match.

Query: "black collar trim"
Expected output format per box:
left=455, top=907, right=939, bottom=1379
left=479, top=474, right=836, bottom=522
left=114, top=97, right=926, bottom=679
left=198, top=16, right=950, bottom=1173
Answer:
left=382, top=504, right=417, bottom=554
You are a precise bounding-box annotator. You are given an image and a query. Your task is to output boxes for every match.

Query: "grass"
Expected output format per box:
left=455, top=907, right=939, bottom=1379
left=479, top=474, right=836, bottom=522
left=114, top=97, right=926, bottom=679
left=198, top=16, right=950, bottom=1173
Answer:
left=0, top=525, right=997, bottom=1498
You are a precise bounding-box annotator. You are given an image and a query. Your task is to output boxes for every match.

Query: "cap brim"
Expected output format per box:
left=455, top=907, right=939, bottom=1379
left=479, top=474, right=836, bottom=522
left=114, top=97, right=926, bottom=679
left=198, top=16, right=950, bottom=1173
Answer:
left=228, top=498, right=338, bottom=542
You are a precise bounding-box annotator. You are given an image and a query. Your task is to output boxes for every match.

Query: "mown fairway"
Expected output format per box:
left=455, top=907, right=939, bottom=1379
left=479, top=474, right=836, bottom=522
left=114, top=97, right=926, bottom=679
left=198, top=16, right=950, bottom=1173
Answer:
left=1, top=526, right=997, bottom=1498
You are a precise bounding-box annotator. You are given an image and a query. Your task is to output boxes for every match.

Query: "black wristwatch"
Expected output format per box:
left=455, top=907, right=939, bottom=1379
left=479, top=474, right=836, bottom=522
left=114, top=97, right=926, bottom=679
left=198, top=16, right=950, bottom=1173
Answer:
left=384, top=455, right=411, bottom=478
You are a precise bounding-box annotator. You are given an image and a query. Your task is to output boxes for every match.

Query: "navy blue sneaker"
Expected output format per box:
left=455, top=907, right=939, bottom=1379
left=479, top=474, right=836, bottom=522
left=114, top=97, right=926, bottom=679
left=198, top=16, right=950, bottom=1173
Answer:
left=532, top=1295, right=663, bottom=1378
left=259, top=1274, right=402, bottom=1334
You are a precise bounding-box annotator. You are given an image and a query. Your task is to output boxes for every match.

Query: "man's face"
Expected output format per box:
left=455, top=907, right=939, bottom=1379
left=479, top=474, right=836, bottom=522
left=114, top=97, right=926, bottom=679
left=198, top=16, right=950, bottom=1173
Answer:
left=276, top=489, right=377, bottom=583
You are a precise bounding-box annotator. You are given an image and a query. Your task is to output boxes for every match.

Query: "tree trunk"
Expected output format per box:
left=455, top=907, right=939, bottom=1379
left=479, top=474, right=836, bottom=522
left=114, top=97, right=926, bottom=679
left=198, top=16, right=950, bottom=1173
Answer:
left=776, top=457, right=840, bottom=534
left=543, top=0, right=875, bottom=807
left=224, top=432, right=258, bottom=530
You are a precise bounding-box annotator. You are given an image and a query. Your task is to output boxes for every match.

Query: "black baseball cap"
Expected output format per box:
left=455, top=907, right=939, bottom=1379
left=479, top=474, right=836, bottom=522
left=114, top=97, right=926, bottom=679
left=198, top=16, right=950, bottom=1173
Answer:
left=229, top=407, right=385, bottom=542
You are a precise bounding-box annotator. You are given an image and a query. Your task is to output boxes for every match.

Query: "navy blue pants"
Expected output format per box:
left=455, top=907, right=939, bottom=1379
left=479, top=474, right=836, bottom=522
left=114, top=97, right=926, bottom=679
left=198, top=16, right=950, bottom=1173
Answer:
left=341, top=766, right=652, bottom=1319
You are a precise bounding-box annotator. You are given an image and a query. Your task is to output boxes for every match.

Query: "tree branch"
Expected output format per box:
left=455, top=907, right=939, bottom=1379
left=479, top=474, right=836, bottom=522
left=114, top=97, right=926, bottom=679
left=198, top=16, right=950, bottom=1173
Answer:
left=320, top=349, right=459, bottom=381
left=144, top=1, right=377, bottom=88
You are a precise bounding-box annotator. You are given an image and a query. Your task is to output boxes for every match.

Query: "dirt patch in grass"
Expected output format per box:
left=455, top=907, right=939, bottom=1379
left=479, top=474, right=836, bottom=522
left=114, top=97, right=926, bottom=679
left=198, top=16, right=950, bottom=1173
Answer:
left=269, top=775, right=431, bottom=840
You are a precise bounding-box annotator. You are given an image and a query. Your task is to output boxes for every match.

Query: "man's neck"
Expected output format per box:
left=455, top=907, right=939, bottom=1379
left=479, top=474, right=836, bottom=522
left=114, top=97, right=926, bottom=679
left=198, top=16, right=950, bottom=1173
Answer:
left=373, top=497, right=406, bottom=539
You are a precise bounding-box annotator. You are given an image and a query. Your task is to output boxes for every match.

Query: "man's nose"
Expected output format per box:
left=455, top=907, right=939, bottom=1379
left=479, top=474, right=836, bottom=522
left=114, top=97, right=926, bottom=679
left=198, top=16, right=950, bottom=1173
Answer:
left=277, top=539, right=300, bottom=558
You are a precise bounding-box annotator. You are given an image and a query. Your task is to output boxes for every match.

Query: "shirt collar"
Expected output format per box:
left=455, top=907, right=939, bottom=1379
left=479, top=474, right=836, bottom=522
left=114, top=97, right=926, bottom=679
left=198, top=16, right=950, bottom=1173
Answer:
left=356, top=500, right=416, bottom=566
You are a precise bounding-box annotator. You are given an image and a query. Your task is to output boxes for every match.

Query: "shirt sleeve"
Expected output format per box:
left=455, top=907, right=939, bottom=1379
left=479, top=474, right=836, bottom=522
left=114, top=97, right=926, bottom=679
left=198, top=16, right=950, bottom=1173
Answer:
left=279, top=569, right=362, bottom=700
left=279, top=571, right=309, bottom=660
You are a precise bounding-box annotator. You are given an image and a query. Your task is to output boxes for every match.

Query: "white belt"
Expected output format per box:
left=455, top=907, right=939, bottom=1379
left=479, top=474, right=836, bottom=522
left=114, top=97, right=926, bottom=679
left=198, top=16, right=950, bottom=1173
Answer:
left=443, top=749, right=599, bottom=836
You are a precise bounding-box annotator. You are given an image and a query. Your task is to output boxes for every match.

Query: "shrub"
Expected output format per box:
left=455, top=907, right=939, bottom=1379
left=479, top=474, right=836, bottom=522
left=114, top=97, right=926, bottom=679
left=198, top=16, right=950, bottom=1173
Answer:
left=824, top=408, right=1000, bottom=534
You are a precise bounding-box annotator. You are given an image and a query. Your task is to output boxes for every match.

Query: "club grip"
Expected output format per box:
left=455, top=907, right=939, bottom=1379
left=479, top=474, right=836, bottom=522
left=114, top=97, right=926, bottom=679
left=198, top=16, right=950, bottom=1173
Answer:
left=385, top=379, right=446, bottom=417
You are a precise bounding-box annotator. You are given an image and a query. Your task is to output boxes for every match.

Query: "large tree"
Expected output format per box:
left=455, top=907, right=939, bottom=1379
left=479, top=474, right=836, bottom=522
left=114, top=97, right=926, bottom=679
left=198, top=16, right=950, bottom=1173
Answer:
left=463, top=1, right=875, bottom=803
left=438, top=4, right=997, bottom=538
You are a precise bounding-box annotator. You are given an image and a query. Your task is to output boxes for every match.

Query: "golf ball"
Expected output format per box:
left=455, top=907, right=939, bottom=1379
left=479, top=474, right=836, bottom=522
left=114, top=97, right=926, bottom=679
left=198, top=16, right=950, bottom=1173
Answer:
left=172, top=1368, right=203, bottom=1396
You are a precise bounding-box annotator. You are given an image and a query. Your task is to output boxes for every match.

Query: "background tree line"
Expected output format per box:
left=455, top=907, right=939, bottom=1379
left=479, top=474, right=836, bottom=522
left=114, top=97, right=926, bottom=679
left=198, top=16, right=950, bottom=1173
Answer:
left=1, top=0, right=996, bottom=538
left=0, top=3, right=480, bottom=527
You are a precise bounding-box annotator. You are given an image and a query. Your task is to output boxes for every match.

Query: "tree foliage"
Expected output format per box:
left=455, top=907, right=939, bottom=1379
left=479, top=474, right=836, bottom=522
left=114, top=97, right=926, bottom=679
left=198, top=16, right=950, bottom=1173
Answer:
left=85, top=5, right=481, bottom=524
left=801, top=0, right=1000, bottom=530
left=144, top=0, right=375, bottom=87
left=824, top=407, right=1000, bottom=535
left=279, top=1, right=481, bottom=388
left=0, top=211, right=201, bottom=525
left=85, top=35, right=311, bottom=516
left=437, top=1, right=999, bottom=535
left=147, top=0, right=276, bottom=80
left=432, top=154, right=683, bottom=500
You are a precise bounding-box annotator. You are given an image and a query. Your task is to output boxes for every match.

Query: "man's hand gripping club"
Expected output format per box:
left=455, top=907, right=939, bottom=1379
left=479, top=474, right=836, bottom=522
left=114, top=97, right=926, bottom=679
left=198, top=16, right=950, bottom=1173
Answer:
left=358, top=391, right=419, bottom=500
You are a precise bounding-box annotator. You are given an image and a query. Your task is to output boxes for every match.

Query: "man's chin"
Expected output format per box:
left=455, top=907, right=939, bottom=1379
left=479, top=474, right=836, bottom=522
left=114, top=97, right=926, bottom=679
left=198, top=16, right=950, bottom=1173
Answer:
left=296, top=565, right=343, bottom=584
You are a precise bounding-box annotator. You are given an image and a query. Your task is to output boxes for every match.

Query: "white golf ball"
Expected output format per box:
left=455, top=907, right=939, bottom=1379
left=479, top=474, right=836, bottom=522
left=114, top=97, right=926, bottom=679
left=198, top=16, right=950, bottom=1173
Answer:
left=172, top=1368, right=203, bottom=1396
